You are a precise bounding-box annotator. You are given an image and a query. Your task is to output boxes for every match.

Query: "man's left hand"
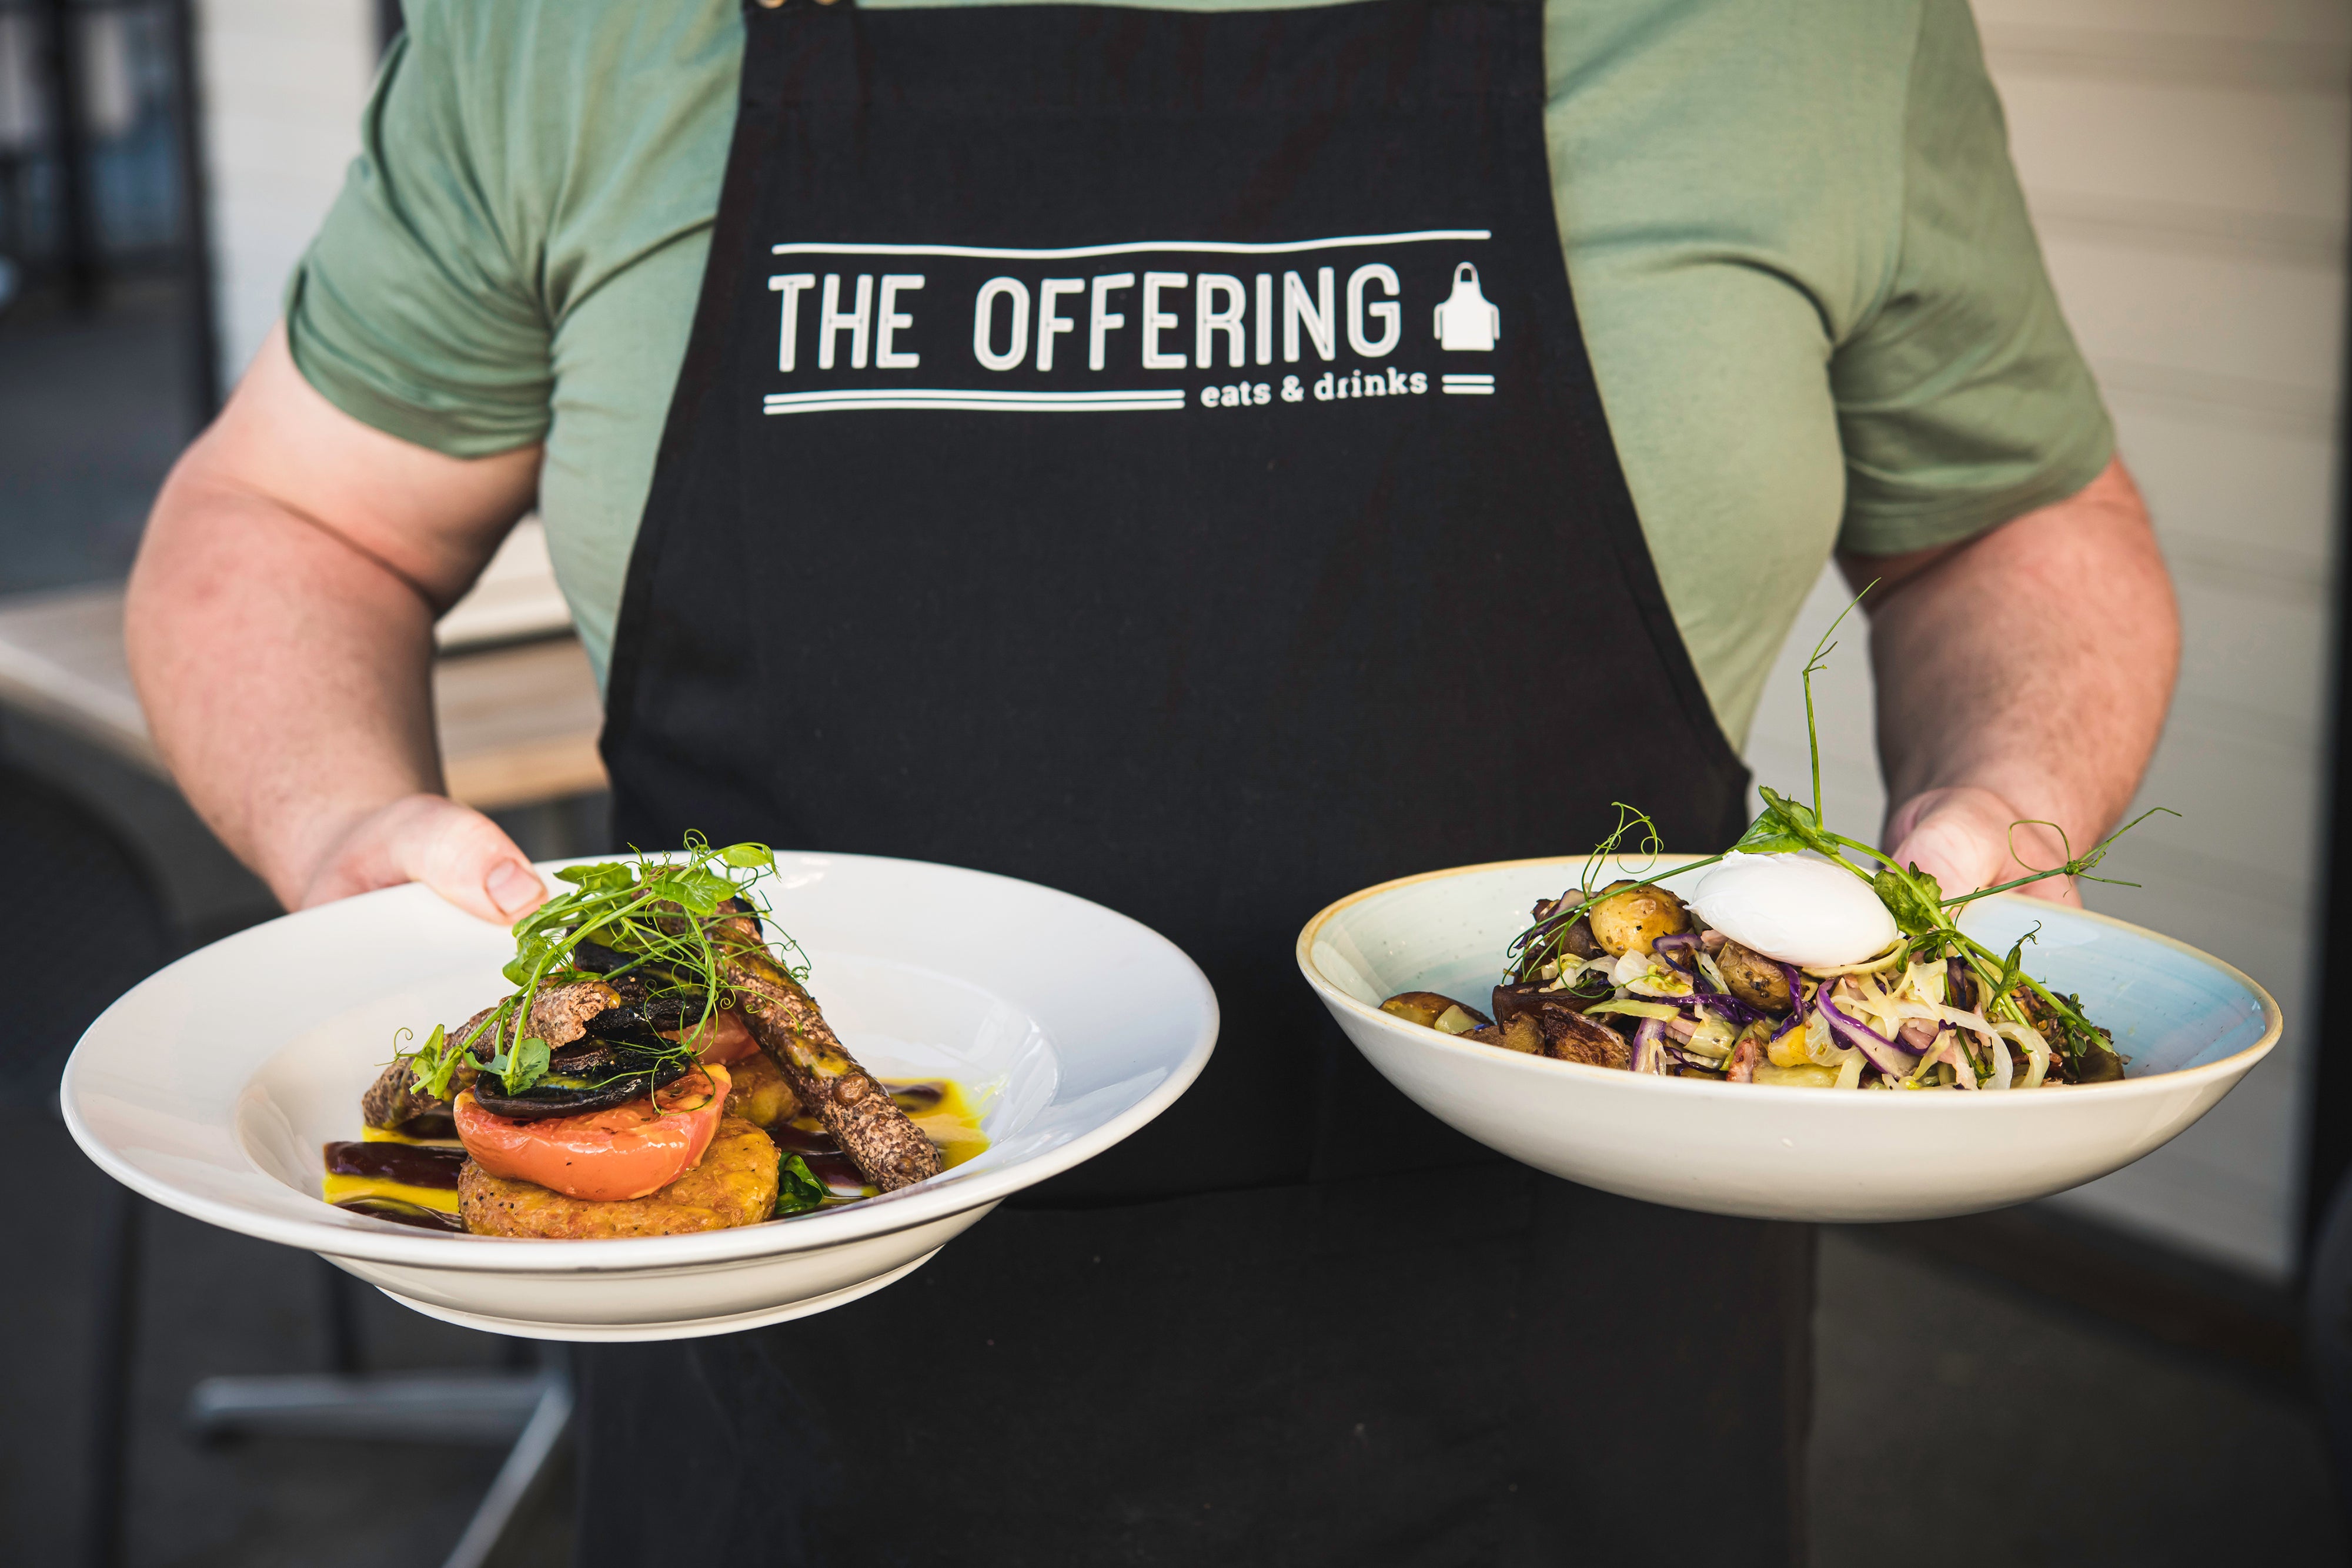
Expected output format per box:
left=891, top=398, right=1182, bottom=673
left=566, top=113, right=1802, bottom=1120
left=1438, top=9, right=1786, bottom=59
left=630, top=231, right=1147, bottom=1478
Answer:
left=1883, top=784, right=2081, bottom=908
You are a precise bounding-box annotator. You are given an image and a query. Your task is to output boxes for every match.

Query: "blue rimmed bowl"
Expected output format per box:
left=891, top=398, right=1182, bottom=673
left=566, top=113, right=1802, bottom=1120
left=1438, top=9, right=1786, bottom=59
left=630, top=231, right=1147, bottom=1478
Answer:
left=1298, top=855, right=2278, bottom=1223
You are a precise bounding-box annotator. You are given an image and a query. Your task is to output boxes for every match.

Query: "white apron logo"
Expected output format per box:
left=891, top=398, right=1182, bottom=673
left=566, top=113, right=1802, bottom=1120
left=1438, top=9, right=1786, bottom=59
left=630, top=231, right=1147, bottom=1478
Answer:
left=1433, top=263, right=1499, bottom=352
left=759, top=230, right=1504, bottom=414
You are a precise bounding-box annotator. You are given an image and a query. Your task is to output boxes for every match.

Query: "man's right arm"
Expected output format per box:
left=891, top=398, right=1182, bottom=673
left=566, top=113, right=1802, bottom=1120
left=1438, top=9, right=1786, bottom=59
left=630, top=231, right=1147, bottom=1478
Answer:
left=128, top=324, right=553, bottom=922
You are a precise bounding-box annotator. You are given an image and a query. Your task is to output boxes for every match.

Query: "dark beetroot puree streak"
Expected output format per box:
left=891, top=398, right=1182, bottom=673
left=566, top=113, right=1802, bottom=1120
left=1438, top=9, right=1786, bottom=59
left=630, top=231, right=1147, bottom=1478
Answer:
left=889, top=1082, right=946, bottom=1112
left=769, top=1121, right=874, bottom=1195
left=333, top=1198, right=465, bottom=1232
left=323, top=1141, right=467, bottom=1189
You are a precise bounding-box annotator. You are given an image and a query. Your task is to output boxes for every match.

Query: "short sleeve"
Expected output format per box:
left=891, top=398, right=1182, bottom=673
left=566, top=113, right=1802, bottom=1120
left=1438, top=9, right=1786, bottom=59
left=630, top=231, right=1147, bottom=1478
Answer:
left=283, top=5, right=553, bottom=457
left=1830, top=0, right=2114, bottom=557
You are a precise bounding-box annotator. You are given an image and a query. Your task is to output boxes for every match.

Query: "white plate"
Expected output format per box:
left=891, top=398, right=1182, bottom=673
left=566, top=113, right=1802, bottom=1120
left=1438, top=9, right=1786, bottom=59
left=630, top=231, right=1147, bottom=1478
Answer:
left=65, top=852, right=1218, bottom=1340
left=1298, top=854, right=2280, bottom=1223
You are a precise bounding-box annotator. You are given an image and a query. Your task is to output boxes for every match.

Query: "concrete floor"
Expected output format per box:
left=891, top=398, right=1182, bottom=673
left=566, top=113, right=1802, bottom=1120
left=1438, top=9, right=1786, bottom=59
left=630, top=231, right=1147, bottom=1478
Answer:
left=1812, top=1233, right=2341, bottom=1566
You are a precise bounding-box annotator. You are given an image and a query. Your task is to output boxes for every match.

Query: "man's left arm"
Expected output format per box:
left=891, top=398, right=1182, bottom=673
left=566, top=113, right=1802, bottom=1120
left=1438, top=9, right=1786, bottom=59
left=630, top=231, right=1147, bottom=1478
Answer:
left=1842, top=456, right=2179, bottom=907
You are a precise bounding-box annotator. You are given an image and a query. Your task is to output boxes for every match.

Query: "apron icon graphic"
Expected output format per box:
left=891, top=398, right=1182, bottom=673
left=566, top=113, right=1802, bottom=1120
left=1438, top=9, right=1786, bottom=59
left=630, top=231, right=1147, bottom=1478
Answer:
left=1434, top=262, right=1500, bottom=351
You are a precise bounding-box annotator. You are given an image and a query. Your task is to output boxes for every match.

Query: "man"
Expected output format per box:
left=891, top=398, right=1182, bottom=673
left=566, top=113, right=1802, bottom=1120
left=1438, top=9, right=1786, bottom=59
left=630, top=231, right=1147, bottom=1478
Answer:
left=129, top=0, right=2177, bottom=1560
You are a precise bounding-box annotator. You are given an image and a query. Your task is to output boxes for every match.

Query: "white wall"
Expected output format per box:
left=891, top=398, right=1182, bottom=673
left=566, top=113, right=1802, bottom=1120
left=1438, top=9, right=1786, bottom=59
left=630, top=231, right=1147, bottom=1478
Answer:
left=1748, top=0, right=2350, bottom=1283
left=193, top=0, right=376, bottom=388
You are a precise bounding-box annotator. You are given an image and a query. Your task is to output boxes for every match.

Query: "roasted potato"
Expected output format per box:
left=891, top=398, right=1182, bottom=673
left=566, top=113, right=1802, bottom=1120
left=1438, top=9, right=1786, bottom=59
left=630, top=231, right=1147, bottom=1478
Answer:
left=1586, top=880, right=1689, bottom=957
left=1380, top=992, right=1492, bottom=1035
left=1488, top=983, right=1631, bottom=1069
left=1716, top=940, right=1792, bottom=1011
left=1466, top=1014, right=1545, bottom=1055
left=724, top=1051, right=799, bottom=1127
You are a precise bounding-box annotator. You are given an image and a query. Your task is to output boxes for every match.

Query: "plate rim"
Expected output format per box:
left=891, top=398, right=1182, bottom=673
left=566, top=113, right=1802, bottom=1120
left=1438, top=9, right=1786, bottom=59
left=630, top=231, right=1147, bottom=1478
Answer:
left=65, top=850, right=1220, bottom=1272
left=1295, top=851, right=2283, bottom=1103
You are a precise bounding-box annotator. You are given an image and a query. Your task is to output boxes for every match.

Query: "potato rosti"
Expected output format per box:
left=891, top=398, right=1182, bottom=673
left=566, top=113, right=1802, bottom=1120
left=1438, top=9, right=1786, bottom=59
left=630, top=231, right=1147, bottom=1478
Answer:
left=459, top=1116, right=781, bottom=1238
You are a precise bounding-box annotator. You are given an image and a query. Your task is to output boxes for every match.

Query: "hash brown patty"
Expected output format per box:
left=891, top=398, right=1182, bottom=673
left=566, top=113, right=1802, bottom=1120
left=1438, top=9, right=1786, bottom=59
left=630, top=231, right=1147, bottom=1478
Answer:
left=458, top=1116, right=781, bottom=1238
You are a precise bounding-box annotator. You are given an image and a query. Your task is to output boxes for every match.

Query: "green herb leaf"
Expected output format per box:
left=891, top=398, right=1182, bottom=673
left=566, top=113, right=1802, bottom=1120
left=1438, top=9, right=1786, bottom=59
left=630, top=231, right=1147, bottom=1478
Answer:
left=1994, top=925, right=2039, bottom=1001
left=1754, top=788, right=1826, bottom=850
left=505, top=1036, right=550, bottom=1095
left=775, top=1153, right=826, bottom=1217
left=721, top=842, right=776, bottom=870
left=555, top=862, right=635, bottom=894
left=1735, top=807, right=1808, bottom=857
left=662, top=867, right=737, bottom=916
left=406, top=1023, right=454, bottom=1099
left=1872, top=867, right=1945, bottom=937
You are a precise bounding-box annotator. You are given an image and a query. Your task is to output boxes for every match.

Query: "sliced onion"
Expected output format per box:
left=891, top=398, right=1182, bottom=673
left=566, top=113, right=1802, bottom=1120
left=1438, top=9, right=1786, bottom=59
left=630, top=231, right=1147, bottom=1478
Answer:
left=1632, top=1017, right=1668, bottom=1075
left=1800, top=941, right=1909, bottom=979
left=1994, top=1019, right=2051, bottom=1089
left=1816, top=990, right=1917, bottom=1079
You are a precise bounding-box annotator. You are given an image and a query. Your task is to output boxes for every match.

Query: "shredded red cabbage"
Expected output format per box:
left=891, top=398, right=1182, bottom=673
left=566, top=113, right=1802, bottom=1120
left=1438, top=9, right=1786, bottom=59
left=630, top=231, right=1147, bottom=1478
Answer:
left=1815, top=989, right=1917, bottom=1078
left=1669, top=990, right=1770, bottom=1028
left=1770, top=962, right=1809, bottom=1041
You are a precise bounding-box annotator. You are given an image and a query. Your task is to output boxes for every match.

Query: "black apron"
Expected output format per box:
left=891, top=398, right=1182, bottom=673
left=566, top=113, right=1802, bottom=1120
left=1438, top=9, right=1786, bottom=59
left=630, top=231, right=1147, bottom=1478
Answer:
left=584, top=2, right=1812, bottom=1562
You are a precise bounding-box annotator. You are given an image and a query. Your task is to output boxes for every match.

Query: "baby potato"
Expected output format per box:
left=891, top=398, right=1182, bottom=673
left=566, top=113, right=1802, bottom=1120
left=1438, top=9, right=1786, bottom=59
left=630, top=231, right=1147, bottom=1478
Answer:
left=1586, top=880, right=1690, bottom=957
left=1717, top=940, right=1793, bottom=1011
left=1380, top=992, right=1491, bottom=1032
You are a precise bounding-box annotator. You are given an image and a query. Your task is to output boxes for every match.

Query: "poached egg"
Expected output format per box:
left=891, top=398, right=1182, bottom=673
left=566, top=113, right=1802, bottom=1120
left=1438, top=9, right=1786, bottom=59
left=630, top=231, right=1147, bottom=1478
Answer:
left=1686, top=852, right=1898, bottom=969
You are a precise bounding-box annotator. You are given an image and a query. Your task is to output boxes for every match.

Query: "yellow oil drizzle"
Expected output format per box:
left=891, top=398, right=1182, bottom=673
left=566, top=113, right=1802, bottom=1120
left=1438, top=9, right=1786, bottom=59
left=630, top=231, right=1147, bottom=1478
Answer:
left=896, top=1078, right=990, bottom=1171
left=320, top=1172, right=461, bottom=1213
left=360, top=1124, right=461, bottom=1148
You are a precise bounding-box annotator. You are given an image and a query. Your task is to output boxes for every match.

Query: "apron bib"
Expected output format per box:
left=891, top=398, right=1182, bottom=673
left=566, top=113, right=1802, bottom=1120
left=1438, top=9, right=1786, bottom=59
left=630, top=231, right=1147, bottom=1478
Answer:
left=587, top=2, right=1809, bottom=1560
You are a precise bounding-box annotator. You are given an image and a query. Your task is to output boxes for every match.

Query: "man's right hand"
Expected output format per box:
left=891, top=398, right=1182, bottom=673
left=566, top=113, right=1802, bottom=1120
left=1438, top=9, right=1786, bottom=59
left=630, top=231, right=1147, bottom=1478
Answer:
left=298, top=794, right=549, bottom=923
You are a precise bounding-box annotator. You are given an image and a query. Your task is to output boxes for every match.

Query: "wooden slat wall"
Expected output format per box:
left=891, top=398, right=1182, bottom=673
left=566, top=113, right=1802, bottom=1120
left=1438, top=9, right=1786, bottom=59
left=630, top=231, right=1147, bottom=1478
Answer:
left=1746, top=0, right=2350, bottom=1282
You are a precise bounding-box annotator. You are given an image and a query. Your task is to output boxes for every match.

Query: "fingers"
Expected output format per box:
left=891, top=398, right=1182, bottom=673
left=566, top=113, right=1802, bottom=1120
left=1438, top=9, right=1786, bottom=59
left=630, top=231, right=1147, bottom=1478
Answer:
left=1885, top=785, right=2082, bottom=908
left=297, top=794, right=547, bottom=923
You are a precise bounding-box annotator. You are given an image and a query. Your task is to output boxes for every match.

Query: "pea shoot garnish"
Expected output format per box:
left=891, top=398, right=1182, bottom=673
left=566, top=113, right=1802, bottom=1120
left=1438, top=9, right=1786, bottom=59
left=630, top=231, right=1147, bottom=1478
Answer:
left=405, top=834, right=799, bottom=1100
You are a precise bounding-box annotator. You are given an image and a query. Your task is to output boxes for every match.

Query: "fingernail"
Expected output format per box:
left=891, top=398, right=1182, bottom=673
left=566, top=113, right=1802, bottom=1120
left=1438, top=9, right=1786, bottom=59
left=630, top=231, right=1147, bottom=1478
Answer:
left=486, top=861, right=542, bottom=915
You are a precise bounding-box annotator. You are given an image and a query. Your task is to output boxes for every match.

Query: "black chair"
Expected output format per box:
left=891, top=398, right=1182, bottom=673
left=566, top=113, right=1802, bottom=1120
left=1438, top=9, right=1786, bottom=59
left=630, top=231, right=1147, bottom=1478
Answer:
left=0, top=764, right=171, bottom=1113
left=0, top=765, right=172, bottom=1568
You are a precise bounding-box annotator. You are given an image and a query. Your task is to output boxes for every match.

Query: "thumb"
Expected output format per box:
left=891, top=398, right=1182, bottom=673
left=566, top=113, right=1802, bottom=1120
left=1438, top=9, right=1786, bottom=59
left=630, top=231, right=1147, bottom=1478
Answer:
left=402, top=803, right=548, bottom=924
left=1886, top=787, right=2080, bottom=908
left=301, top=794, right=548, bottom=924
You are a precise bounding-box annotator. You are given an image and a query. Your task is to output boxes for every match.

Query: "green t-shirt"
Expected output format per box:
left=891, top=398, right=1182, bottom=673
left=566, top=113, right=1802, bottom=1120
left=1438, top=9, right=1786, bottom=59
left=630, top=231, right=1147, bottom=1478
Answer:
left=287, top=0, right=2109, bottom=743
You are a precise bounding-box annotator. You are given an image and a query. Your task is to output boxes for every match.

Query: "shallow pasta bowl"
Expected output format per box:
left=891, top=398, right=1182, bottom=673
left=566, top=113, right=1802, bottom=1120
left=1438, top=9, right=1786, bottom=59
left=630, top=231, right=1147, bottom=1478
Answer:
left=1298, top=854, right=2278, bottom=1223
left=65, top=852, right=1217, bottom=1340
